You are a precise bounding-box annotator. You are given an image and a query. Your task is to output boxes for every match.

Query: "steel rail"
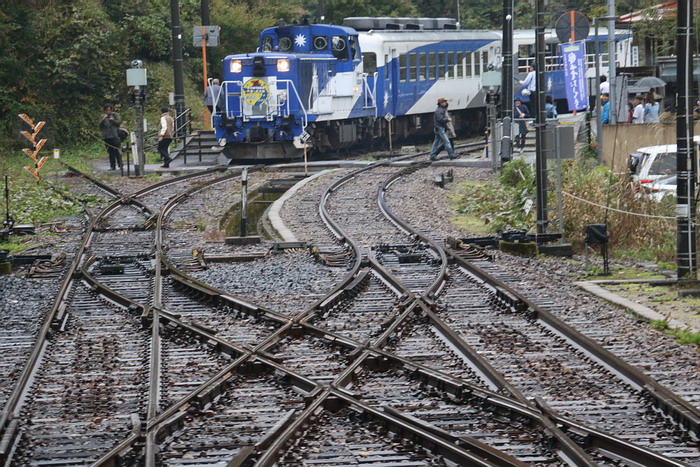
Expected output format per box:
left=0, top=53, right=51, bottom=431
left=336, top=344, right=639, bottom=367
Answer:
left=377, top=163, right=699, bottom=465
left=0, top=166, right=235, bottom=465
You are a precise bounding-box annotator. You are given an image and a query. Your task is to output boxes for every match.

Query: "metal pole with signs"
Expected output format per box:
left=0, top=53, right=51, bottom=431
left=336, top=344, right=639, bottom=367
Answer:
left=385, top=113, right=393, bottom=154
left=194, top=25, right=220, bottom=131
left=299, top=131, right=311, bottom=176
left=127, top=62, right=147, bottom=176
left=676, top=0, right=697, bottom=279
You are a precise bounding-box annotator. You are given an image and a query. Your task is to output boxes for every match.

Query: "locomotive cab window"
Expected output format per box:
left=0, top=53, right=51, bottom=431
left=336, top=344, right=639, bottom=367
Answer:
left=363, top=52, right=376, bottom=74
left=278, top=36, right=292, bottom=52
left=332, top=35, right=349, bottom=60
left=313, top=36, right=328, bottom=51
left=349, top=35, right=359, bottom=61
left=399, top=54, right=407, bottom=82
left=261, top=36, right=273, bottom=52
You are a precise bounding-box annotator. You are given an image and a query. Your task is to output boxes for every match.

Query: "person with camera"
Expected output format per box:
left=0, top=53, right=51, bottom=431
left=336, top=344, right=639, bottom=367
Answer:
left=99, top=104, right=123, bottom=170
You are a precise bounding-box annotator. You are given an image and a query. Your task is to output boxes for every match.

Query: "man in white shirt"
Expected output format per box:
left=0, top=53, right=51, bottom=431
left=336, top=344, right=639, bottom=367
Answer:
left=600, top=75, right=610, bottom=94
left=631, top=95, right=645, bottom=124
left=517, top=64, right=536, bottom=101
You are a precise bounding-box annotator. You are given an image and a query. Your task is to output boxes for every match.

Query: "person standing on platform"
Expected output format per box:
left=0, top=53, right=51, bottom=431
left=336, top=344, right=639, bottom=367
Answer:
left=99, top=104, right=123, bottom=171
left=631, top=95, right=645, bottom=124
left=599, top=75, right=610, bottom=95
left=429, top=97, right=455, bottom=161
left=545, top=95, right=558, bottom=119
left=514, top=98, right=530, bottom=150
left=600, top=93, right=610, bottom=125
left=516, top=64, right=536, bottom=102
left=158, top=106, right=174, bottom=168
left=644, top=92, right=660, bottom=123
left=204, top=78, right=222, bottom=115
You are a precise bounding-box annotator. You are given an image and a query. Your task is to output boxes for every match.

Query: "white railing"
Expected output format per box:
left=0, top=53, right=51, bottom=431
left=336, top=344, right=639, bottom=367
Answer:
left=362, top=73, right=378, bottom=115
left=219, top=79, right=307, bottom=129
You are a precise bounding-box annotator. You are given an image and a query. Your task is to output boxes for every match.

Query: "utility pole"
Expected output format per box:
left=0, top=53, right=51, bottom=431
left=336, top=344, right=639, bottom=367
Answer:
left=607, top=0, right=618, bottom=124
left=534, top=0, right=548, bottom=234
left=500, top=0, right=514, bottom=163
left=170, top=0, right=186, bottom=139
left=676, top=0, right=697, bottom=280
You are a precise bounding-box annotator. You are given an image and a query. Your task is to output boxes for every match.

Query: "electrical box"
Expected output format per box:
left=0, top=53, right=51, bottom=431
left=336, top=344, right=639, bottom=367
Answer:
left=126, top=68, right=148, bottom=87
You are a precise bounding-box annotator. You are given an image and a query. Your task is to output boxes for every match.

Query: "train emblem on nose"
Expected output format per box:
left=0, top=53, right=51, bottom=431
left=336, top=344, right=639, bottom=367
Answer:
left=242, top=78, right=270, bottom=106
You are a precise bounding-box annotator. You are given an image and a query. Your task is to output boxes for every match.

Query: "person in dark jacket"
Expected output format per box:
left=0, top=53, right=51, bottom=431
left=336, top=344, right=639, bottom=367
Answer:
left=513, top=98, right=530, bottom=150
left=99, top=104, right=123, bottom=170
left=429, top=97, right=456, bottom=161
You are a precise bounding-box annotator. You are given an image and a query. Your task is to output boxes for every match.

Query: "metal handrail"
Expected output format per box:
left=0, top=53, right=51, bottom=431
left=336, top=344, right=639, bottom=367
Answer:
left=220, top=79, right=308, bottom=129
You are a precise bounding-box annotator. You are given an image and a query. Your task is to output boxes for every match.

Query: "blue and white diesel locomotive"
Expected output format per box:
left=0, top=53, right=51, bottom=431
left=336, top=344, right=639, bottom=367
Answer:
left=213, top=17, right=501, bottom=160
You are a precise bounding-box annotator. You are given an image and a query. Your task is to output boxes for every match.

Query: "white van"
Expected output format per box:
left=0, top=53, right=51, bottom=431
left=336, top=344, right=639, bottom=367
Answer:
left=627, top=136, right=700, bottom=185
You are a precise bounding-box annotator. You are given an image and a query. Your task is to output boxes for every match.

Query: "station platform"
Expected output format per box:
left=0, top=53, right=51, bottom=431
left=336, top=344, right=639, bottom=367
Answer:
left=91, top=150, right=494, bottom=175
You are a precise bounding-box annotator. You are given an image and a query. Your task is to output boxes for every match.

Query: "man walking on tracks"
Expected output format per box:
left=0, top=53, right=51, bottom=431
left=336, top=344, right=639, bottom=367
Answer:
left=158, top=106, right=174, bottom=168
left=429, top=97, right=456, bottom=161
left=99, top=104, right=123, bottom=170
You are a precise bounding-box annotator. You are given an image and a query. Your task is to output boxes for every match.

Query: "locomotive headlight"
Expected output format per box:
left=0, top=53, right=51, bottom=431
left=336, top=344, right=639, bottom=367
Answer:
left=277, top=59, right=290, bottom=73
left=230, top=60, right=242, bottom=74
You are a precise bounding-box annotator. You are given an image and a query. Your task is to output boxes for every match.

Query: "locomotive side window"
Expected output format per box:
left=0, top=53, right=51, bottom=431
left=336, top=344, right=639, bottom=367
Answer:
left=428, top=52, right=436, bottom=80
left=474, top=52, right=481, bottom=76
left=465, top=52, right=472, bottom=77
left=261, top=36, right=273, bottom=52
left=482, top=51, right=489, bottom=72
left=332, top=35, right=349, bottom=60
left=399, top=54, right=407, bottom=82
left=279, top=37, right=292, bottom=51
left=349, top=35, right=359, bottom=60
left=418, top=53, right=426, bottom=80
left=456, top=52, right=464, bottom=78
left=363, top=52, right=376, bottom=74
left=447, top=52, right=454, bottom=79
left=409, top=53, right=417, bottom=81
left=313, top=36, right=328, bottom=51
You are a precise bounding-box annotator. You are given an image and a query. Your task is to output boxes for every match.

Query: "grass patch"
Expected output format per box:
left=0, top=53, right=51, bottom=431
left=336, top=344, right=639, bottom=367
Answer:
left=585, top=265, right=667, bottom=280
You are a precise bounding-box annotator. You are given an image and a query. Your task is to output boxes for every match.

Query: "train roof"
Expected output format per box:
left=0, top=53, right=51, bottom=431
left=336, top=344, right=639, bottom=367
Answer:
left=343, top=17, right=458, bottom=31
left=360, top=29, right=501, bottom=42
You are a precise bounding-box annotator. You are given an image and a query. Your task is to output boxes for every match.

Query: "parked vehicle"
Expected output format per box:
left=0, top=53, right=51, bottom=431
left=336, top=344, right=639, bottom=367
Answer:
left=628, top=137, right=700, bottom=200
left=643, top=174, right=676, bottom=201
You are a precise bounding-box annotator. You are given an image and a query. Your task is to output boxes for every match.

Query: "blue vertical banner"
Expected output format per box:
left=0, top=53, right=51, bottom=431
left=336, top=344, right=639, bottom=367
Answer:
left=562, top=42, right=588, bottom=111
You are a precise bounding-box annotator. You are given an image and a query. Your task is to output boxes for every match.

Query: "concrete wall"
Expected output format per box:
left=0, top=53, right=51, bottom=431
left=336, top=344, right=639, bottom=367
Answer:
left=602, top=122, right=700, bottom=172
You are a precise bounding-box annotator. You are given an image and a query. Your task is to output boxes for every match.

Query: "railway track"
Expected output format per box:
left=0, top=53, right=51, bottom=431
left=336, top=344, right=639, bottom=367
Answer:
left=1, top=153, right=698, bottom=466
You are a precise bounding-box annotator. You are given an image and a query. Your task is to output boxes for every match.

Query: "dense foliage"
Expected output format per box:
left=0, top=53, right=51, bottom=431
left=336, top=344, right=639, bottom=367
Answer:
left=453, top=157, right=677, bottom=260
left=0, top=0, right=678, bottom=150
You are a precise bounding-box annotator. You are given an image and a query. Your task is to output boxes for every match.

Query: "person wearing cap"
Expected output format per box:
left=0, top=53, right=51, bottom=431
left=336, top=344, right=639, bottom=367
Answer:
left=631, top=95, right=645, bottom=124
left=430, top=97, right=456, bottom=161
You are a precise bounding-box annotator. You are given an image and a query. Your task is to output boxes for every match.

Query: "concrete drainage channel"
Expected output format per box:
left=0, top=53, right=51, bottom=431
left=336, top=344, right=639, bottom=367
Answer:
left=219, top=175, right=307, bottom=244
